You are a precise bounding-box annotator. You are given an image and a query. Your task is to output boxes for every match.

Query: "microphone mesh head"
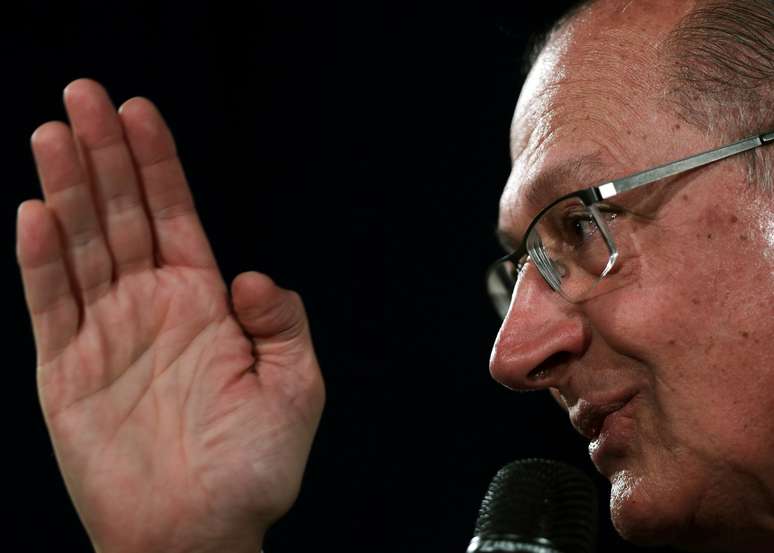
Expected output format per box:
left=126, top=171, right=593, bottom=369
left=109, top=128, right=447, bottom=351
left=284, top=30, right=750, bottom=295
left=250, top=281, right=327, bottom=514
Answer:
left=472, top=458, right=597, bottom=553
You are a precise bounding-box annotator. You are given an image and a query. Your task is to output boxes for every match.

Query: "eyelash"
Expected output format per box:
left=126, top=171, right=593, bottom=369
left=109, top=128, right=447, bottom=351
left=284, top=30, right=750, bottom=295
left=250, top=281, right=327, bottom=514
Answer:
left=558, top=203, right=621, bottom=238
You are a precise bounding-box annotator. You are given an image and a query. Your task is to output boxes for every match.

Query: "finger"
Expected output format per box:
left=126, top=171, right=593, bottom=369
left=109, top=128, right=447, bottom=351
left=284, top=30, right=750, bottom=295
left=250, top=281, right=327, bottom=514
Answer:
left=63, top=78, right=155, bottom=275
left=31, top=121, right=114, bottom=304
left=231, top=272, right=325, bottom=416
left=16, top=200, right=80, bottom=365
left=231, top=272, right=309, bottom=344
left=117, top=96, right=219, bottom=271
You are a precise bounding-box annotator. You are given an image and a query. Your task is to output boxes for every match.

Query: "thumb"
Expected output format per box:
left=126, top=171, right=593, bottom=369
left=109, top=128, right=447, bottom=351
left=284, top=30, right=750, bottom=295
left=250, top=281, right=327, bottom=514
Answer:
left=231, top=271, right=309, bottom=344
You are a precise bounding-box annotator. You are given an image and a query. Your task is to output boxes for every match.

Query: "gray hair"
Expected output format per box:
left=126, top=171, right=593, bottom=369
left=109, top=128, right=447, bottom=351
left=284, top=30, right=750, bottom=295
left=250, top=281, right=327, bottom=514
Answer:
left=527, top=0, right=774, bottom=192
left=662, top=0, right=774, bottom=193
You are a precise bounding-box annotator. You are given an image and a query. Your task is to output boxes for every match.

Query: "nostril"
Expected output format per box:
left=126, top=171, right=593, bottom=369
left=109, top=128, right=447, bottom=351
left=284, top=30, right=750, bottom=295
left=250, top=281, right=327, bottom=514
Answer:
left=527, top=367, right=551, bottom=381
left=527, top=351, right=573, bottom=381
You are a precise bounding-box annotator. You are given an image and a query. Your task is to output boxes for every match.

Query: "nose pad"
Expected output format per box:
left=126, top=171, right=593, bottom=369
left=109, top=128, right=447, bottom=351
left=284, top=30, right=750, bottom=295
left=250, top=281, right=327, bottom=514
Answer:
left=489, top=264, right=588, bottom=391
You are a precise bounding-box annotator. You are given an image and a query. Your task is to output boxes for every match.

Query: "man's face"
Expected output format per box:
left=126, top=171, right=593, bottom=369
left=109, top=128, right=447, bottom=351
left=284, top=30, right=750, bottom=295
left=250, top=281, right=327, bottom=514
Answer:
left=491, top=2, right=774, bottom=549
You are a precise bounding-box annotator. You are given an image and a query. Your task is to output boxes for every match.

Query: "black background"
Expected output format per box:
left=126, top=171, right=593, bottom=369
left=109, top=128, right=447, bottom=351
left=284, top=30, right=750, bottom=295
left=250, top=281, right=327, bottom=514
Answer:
left=4, top=1, right=676, bottom=552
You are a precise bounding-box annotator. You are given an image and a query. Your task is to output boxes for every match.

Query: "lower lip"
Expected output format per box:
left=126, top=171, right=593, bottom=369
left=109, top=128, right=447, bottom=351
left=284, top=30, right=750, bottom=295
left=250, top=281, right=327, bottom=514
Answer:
left=589, top=399, right=636, bottom=474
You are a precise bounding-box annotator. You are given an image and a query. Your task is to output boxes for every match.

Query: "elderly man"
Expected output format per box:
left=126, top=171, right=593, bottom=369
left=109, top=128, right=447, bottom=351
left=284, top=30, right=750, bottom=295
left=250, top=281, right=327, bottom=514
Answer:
left=488, top=0, right=774, bottom=551
left=16, top=0, right=774, bottom=552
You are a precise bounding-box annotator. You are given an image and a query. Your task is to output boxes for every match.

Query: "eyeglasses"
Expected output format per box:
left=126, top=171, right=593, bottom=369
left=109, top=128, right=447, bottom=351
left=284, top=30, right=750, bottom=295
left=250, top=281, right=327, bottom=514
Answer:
left=487, top=130, right=774, bottom=319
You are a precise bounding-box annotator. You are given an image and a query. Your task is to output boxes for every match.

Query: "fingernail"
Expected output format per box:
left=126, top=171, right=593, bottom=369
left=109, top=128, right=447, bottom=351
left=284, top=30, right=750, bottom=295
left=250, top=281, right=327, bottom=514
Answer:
left=63, top=78, right=85, bottom=100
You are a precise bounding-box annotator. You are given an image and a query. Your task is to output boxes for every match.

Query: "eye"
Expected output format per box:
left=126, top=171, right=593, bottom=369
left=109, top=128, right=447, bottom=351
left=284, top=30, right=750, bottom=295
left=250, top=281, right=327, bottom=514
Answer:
left=568, top=213, right=596, bottom=239
left=560, top=210, right=597, bottom=244
left=598, top=205, right=620, bottom=224
left=562, top=205, right=620, bottom=245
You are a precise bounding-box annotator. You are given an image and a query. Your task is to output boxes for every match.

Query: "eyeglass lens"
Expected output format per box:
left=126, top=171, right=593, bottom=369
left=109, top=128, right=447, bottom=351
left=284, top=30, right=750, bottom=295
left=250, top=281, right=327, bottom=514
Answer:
left=488, top=197, right=617, bottom=317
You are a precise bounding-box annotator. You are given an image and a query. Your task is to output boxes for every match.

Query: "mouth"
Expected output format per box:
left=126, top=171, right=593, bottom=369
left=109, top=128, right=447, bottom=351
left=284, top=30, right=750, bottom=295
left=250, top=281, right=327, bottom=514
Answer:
left=569, top=394, right=635, bottom=441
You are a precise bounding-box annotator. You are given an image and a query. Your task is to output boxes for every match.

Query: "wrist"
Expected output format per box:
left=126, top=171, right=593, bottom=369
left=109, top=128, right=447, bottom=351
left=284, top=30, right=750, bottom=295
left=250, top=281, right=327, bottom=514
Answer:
left=93, top=533, right=264, bottom=553
left=95, top=542, right=263, bottom=553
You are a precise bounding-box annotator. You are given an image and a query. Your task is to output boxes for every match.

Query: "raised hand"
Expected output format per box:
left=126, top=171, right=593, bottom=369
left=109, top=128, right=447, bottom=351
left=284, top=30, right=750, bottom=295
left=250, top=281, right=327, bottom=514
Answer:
left=16, top=79, right=325, bottom=553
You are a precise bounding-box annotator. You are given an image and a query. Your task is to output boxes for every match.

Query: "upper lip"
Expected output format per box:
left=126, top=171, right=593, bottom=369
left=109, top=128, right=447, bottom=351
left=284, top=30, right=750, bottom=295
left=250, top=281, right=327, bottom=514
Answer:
left=569, top=395, right=635, bottom=441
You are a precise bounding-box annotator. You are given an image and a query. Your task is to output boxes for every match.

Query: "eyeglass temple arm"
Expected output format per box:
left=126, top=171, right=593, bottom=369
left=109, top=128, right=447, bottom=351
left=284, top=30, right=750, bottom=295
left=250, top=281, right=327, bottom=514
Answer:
left=596, top=131, right=774, bottom=199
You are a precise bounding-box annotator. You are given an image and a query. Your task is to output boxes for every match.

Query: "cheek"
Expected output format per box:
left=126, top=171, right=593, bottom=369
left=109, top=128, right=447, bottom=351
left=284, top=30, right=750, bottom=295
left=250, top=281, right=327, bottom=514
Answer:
left=626, top=208, right=763, bottom=372
left=588, top=201, right=774, bottom=471
left=590, top=202, right=751, bottom=367
left=580, top=191, right=774, bottom=543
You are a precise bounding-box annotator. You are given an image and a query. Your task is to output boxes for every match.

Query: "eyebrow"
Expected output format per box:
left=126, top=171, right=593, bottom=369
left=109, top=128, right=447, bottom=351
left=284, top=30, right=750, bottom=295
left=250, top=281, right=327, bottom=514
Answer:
left=496, top=151, right=612, bottom=252
left=524, top=152, right=609, bottom=209
left=495, top=227, right=519, bottom=253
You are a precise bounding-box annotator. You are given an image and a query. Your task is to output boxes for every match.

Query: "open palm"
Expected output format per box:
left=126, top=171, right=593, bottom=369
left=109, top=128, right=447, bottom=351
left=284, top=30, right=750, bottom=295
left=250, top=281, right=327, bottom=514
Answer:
left=17, top=79, right=325, bottom=553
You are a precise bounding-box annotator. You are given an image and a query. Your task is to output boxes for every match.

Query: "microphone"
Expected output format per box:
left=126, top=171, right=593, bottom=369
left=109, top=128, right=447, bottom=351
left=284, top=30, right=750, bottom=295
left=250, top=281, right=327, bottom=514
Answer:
left=467, top=459, right=598, bottom=553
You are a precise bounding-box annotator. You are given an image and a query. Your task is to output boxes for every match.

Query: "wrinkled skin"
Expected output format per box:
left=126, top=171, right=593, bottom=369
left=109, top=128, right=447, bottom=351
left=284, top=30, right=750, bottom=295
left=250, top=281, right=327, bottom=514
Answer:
left=17, top=79, right=325, bottom=553
left=489, top=1, right=774, bottom=551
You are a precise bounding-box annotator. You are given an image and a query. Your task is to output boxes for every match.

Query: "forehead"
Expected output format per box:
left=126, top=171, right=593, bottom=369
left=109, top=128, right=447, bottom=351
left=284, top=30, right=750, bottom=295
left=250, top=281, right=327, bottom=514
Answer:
left=498, top=2, right=691, bottom=241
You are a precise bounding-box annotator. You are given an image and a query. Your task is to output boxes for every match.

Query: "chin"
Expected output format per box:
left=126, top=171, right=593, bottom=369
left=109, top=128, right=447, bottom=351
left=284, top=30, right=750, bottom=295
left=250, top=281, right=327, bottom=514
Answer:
left=609, top=471, right=677, bottom=546
left=608, top=470, right=707, bottom=549
left=607, top=470, right=754, bottom=552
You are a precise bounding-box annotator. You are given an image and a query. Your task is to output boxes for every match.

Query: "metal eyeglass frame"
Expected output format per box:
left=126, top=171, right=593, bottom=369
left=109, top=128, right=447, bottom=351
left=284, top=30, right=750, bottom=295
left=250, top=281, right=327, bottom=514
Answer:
left=488, top=130, right=774, bottom=313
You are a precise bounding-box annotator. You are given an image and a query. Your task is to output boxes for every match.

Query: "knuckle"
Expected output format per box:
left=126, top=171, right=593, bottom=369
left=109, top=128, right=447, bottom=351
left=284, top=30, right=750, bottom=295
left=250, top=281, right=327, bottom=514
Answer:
left=68, top=225, right=101, bottom=249
left=105, top=190, right=143, bottom=216
left=152, top=200, right=194, bottom=221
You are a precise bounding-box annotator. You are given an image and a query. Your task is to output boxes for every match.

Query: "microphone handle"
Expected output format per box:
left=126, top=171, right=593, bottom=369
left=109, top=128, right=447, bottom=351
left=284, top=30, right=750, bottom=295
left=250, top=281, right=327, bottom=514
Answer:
left=467, top=535, right=563, bottom=553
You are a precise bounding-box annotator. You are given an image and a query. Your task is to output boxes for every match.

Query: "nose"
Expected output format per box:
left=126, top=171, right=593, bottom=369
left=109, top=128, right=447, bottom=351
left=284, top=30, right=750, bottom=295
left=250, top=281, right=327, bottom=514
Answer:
left=489, top=264, right=589, bottom=391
